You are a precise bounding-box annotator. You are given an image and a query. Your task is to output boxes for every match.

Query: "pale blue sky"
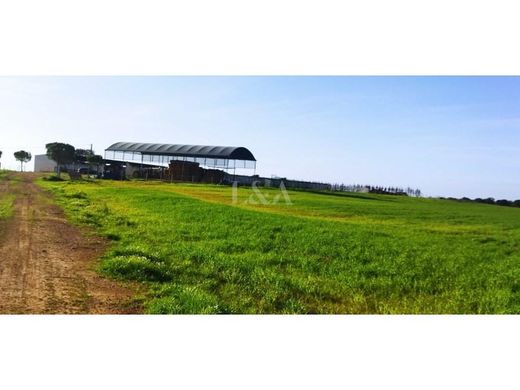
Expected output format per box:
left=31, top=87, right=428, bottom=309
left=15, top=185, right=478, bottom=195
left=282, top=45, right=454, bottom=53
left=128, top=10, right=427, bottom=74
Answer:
left=0, top=76, right=518, bottom=199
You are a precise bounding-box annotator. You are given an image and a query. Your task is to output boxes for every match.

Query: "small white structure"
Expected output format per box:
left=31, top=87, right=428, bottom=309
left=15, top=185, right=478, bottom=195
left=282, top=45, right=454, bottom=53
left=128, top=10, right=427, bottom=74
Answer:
left=34, top=154, right=57, bottom=172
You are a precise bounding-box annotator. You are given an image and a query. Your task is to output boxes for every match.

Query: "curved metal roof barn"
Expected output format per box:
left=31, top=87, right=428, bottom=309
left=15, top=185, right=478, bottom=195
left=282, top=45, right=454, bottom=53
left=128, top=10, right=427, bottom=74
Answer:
left=105, top=142, right=257, bottom=171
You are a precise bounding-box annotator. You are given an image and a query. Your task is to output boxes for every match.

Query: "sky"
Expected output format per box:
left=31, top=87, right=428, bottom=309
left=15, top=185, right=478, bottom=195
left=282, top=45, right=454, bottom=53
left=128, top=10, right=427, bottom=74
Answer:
left=0, top=76, right=518, bottom=199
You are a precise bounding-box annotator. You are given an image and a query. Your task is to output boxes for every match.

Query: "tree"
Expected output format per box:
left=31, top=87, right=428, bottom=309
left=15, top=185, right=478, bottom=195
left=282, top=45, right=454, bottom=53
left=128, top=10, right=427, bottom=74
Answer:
left=72, top=148, right=95, bottom=174
left=74, top=148, right=94, bottom=165
left=87, top=154, right=104, bottom=175
left=14, top=150, right=32, bottom=172
left=0, top=150, right=2, bottom=169
left=46, top=142, right=75, bottom=178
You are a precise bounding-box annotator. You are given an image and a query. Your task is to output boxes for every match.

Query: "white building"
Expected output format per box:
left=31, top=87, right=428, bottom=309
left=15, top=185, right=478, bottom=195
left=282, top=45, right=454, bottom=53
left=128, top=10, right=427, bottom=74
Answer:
left=34, top=154, right=57, bottom=172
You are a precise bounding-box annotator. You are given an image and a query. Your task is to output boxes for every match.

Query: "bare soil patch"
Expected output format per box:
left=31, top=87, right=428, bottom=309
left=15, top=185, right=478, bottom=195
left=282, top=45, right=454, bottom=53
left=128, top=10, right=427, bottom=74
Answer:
left=0, top=173, right=140, bottom=314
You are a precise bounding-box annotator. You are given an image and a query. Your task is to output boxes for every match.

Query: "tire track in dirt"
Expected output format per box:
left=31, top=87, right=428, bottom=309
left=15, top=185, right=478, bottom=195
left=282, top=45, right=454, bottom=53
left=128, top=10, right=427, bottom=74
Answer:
left=0, top=173, right=140, bottom=314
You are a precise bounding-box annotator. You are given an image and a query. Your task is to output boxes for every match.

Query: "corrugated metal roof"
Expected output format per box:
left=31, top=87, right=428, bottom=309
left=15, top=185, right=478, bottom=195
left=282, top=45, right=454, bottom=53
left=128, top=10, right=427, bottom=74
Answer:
left=105, top=142, right=256, bottom=161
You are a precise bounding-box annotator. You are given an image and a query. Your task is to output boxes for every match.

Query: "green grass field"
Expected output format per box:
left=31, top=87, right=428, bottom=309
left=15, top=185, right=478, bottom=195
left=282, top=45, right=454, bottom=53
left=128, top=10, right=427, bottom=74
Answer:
left=38, top=178, right=520, bottom=314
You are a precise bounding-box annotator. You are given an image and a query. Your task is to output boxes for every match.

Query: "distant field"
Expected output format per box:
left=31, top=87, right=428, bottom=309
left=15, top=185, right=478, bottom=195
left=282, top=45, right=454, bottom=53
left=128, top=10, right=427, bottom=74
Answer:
left=39, top=178, right=520, bottom=314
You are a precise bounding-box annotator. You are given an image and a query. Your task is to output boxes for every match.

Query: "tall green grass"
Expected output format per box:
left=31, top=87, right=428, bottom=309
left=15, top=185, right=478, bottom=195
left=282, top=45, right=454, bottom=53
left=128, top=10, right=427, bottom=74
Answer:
left=38, top=179, right=520, bottom=314
left=0, top=171, right=15, bottom=219
left=0, top=195, right=14, bottom=219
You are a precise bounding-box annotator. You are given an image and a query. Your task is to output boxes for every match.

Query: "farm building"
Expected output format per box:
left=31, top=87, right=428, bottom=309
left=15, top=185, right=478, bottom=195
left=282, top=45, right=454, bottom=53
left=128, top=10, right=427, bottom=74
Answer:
left=104, top=141, right=331, bottom=190
left=104, top=142, right=257, bottom=181
left=34, top=154, right=94, bottom=174
left=105, top=142, right=257, bottom=170
left=34, top=154, right=57, bottom=172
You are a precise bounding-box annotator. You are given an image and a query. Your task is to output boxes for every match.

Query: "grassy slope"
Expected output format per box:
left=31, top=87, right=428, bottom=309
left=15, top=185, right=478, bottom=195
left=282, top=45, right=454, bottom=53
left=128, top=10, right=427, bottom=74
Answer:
left=38, top=179, right=520, bottom=314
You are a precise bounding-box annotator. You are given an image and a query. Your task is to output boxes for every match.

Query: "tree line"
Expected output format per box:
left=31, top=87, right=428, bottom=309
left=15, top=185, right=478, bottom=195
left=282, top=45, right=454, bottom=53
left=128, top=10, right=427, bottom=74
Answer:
left=0, top=149, right=32, bottom=171
left=45, top=142, right=103, bottom=177
left=0, top=143, right=103, bottom=175
left=331, top=184, right=422, bottom=197
left=438, top=196, right=520, bottom=209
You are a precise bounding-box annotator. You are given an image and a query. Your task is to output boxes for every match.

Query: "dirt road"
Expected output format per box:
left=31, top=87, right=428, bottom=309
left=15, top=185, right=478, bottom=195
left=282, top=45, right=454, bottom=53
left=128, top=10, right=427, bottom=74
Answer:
left=0, top=173, right=139, bottom=314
